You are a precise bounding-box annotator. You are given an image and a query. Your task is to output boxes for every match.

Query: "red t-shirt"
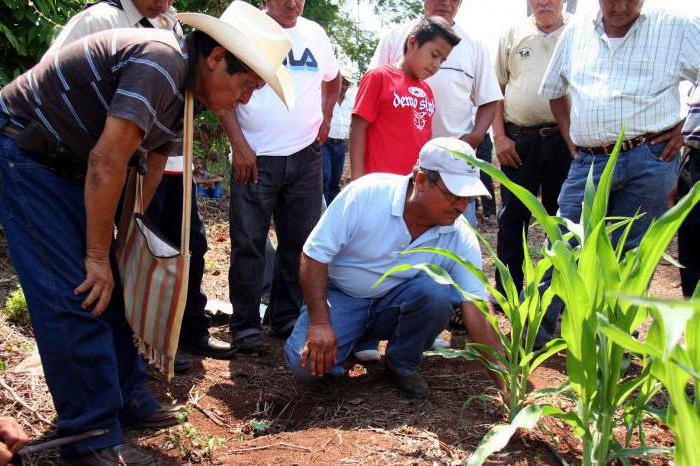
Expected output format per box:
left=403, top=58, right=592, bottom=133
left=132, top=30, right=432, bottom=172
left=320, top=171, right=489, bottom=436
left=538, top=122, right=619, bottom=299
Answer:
left=353, top=65, right=435, bottom=175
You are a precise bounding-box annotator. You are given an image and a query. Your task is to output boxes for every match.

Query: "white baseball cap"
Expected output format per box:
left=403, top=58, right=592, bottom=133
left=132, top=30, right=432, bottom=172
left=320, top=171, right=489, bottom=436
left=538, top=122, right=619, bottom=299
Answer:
left=418, top=137, right=491, bottom=198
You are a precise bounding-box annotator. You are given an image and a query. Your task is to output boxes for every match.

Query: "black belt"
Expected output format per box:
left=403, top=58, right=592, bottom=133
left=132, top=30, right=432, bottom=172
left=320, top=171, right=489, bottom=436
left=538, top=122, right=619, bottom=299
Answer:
left=505, top=122, right=560, bottom=138
left=0, top=123, right=21, bottom=140
left=577, top=128, right=673, bottom=156
left=326, top=137, right=344, bottom=144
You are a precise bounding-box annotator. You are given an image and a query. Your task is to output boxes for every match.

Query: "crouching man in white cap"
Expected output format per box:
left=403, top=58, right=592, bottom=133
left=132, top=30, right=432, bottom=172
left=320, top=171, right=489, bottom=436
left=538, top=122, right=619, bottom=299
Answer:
left=0, top=2, right=293, bottom=464
left=285, top=137, right=503, bottom=398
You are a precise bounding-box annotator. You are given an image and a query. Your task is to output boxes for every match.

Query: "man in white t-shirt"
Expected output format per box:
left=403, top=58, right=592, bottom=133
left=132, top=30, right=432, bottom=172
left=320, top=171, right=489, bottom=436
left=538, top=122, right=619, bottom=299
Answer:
left=284, top=138, right=503, bottom=398
left=369, top=0, right=502, bottom=149
left=222, top=0, right=341, bottom=353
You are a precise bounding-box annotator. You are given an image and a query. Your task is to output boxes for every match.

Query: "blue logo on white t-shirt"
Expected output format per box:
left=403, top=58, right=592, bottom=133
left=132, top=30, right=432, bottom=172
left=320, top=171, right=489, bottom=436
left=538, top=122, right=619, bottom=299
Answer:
left=284, top=48, right=318, bottom=72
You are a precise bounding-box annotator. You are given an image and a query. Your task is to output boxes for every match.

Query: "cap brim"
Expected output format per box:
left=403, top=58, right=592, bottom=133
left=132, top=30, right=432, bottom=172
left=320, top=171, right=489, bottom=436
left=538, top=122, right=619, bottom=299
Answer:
left=441, top=172, right=492, bottom=199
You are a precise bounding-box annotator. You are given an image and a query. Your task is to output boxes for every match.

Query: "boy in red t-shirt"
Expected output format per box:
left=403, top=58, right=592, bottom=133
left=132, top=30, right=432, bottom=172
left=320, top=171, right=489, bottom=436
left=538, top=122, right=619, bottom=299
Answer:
left=349, top=16, right=461, bottom=179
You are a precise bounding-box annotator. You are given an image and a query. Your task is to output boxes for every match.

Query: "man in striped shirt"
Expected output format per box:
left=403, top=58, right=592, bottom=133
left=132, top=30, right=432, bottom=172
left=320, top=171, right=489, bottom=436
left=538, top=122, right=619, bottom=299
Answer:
left=540, top=0, right=700, bottom=250
left=43, top=0, right=236, bottom=369
left=0, top=12, right=288, bottom=463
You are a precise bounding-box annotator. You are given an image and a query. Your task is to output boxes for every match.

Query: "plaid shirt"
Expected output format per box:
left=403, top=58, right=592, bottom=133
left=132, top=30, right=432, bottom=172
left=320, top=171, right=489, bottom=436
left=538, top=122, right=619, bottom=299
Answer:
left=539, top=9, right=700, bottom=147
left=683, top=75, right=700, bottom=150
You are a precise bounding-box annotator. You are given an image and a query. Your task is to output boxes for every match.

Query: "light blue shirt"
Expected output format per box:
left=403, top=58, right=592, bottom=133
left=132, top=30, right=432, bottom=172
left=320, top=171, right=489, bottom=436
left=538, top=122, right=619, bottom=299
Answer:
left=303, top=173, right=485, bottom=300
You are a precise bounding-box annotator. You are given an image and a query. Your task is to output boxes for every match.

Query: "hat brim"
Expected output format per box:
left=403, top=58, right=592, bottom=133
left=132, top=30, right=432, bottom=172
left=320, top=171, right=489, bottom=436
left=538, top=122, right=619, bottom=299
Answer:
left=177, top=12, right=295, bottom=110
left=441, top=172, right=492, bottom=199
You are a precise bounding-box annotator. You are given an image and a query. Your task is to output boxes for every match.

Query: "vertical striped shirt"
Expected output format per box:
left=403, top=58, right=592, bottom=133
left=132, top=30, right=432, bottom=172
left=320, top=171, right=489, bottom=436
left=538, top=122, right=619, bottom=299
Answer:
left=682, top=74, right=700, bottom=149
left=539, top=9, right=700, bottom=147
left=0, top=28, right=187, bottom=170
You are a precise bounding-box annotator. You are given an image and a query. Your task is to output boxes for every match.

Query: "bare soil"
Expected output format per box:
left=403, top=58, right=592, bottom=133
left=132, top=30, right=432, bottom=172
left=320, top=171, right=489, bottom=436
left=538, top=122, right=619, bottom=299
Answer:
left=0, top=187, right=681, bottom=465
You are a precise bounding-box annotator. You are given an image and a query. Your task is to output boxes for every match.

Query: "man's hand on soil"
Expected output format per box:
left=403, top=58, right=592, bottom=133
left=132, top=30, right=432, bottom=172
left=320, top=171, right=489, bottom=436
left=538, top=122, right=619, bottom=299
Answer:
left=300, top=322, right=338, bottom=377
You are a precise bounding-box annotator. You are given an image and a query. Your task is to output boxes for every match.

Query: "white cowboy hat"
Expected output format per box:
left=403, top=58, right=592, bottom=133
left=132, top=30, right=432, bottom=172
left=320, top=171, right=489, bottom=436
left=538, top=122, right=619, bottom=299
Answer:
left=177, top=1, right=295, bottom=110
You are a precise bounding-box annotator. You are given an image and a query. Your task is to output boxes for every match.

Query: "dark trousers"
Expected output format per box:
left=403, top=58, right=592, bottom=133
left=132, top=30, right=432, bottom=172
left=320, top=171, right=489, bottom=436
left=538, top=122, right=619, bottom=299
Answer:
left=322, top=139, right=345, bottom=205
left=496, top=130, right=571, bottom=295
left=145, top=174, right=210, bottom=344
left=0, top=134, right=158, bottom=456
left=677, top=148, right=700, bottom=297
left=475, top=134, right=496, bottom=216
left=229, top=142, right=323, bottom=338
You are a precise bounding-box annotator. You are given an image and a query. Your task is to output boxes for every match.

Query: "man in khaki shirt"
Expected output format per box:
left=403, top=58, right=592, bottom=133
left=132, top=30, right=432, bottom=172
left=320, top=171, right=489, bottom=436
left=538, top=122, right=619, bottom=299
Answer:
left=44, top=0, right=182, bottom=59
left=492, top=0, right=572, bottom=296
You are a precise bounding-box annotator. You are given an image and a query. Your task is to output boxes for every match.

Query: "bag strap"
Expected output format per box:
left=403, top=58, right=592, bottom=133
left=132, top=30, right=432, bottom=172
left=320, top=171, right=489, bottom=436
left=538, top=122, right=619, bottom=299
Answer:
left=180, top=91, right=194, bottom=254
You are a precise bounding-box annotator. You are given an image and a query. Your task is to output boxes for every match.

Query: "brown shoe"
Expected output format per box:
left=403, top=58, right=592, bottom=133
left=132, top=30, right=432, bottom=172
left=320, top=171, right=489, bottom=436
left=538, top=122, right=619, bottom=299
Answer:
left=385, top=366, right=429, bottom=398
left=58, top=443, right=155, bottom=465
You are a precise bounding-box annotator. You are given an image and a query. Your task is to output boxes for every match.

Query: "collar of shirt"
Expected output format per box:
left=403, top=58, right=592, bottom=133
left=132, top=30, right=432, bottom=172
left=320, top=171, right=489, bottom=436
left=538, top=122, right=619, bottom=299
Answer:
left=120, top=0, right=147, bottom=26
left=593, top=9, right=647, bottom=41
left=390, top=175, right=457, bottom=238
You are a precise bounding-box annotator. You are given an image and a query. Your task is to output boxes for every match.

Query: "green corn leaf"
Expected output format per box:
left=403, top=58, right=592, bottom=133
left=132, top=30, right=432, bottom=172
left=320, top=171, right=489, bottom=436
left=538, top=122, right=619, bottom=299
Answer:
left=466, top=404, right=545, bottom=466
left=522, top=339, right=566, bottom=373
left=438, top=144, right=563, bottom=242
left=607, top=446, right=674, bottom=462
left=588, top=131, right=624, bottom=233
left=620, top=182, right=700, bottom=293
left=526, top=381, right=572, bottom=402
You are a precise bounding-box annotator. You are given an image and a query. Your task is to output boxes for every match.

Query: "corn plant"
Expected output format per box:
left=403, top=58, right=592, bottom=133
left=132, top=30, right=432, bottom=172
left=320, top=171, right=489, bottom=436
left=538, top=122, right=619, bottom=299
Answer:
left=599, top=292, right=700, bottom=466
left=437, top=133, right=700, bottom=465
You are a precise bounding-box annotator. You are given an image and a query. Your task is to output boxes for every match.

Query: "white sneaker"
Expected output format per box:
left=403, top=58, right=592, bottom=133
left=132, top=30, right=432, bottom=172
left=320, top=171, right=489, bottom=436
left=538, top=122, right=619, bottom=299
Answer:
left=432, top=337, right=450, bottom=349
left=354, top=349, right=381, bottom=362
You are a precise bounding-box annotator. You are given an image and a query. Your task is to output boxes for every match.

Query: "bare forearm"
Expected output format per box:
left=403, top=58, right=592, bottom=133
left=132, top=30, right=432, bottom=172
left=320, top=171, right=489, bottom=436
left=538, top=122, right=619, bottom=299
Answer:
left=85, top=155, right=128, bottom=258
left=141, top=152, right=167, bottom=211
left=549, top=96, right=576, bottom=155
left=349, top=116, right=368, bottom=179
left=471, top=101, right=498, bottom=142
left=300, top=254, right=330, bottom=325
left=461, top=301, right=503, bottom=357
left=492, top=85, right=508, bottom=139
left=219, top=109, right=250, bottom=157
left=322, top=74, right=341, bottom=122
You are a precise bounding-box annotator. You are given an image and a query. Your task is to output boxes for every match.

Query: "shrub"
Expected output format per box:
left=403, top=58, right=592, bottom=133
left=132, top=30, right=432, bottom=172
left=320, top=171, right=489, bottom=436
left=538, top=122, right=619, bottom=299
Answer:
left=3, top=286, right=29, bottom=324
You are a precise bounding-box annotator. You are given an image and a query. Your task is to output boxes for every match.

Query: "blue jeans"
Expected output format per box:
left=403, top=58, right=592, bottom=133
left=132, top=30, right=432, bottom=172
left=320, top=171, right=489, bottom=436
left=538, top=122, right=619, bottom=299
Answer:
left=322, top=139, right=345, bottom=204
left=0, top=133, right=158, bottom=456
left=558, top=142, right=679, bottom=249
left=196, top=182, right=223, bottom=199
left=535, top=142, right=680, bottom=345
left=229, top=142, right=323, bottom=339
left=284, top=274, right=460, bottom=381
left=496, top=131, right=571, bottom=295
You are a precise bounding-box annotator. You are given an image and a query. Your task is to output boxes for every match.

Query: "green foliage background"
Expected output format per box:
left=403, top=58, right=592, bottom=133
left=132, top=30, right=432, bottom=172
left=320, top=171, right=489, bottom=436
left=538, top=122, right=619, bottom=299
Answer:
left=0, top=0, right=402, bottom=86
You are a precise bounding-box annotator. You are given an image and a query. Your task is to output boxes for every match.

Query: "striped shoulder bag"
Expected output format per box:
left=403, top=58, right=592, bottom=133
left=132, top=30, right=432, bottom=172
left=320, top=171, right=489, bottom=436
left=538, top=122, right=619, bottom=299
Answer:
left=117, top=90, right=194, bottom=380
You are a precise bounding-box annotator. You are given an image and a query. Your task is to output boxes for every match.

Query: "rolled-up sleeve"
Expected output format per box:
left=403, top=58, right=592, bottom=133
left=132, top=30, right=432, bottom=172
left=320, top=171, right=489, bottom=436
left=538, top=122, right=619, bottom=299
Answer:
left=447, top=228, right=486, bottom=301
left=538, top=27, right=571, bottom=100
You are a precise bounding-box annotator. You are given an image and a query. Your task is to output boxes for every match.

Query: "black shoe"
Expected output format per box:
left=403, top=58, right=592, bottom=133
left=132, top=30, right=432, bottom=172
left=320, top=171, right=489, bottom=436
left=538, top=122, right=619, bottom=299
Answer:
left=385, top=365, right=428, bottom=399
left=174, top=352, right=192, bottom=374
left=234, top=333, right=265, bottom=354
left=58, top=444, right=155, bottom=465
left=182, top=334, right=236, bottom=360
left=270, top=319, right=297, bottom=338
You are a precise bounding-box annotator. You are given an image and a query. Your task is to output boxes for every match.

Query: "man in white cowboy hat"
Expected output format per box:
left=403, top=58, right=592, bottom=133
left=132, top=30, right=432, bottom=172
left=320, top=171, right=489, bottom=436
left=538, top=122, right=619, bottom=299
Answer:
left=0, top=2, right=292, bottom=464
left=41, top=0, right=237, bottom=375
left=284, top=137, right=503, bottom=398
left=222, top=0, right=341, bottom=354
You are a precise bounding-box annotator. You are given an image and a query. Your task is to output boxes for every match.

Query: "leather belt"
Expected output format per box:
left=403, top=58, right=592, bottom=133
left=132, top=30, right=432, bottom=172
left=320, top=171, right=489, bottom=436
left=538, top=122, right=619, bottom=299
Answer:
left=577, top=129, right=670, bottom=156
left=505, top=122, right=560, bottom=138
left=0, top=124, right=21, bottom=140
left=326, top=137, right=344, bottom=144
